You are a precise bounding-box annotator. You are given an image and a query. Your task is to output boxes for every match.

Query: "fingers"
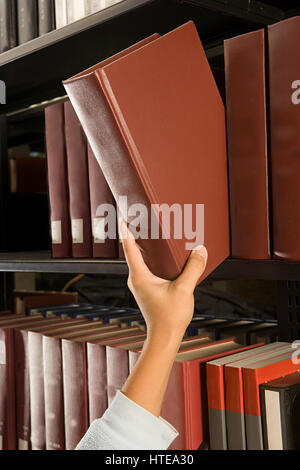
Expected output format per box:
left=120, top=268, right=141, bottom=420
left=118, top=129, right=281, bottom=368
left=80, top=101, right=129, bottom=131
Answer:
left=175, top=245, right=208, bottom=292
left=119, top=219, right=152, bottom=278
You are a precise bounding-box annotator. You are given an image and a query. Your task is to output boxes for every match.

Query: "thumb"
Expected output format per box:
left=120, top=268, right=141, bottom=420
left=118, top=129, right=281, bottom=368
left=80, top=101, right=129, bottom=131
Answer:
left=175, top=245, right=208, bottom=292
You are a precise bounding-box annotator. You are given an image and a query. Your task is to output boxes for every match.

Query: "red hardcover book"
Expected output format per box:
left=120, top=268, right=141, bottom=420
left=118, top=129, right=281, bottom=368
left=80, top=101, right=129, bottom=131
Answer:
left=224, top=342, right=290, bottom=449
left=268, top=16, right=300, bottom=259
left=64, top=101, right=92, bottom=258
left=224, top=30, right=270, bottom=259
left=24, top=292, right=78, bottom=313
left=45, top=103, right=72, bottom=258
left=243, top=348, right=300, bottom=450
left=0, top=328, right=15, bottom=450
left=64, top=21, right=229, bottom=282
left=87, top=144, right=118, bottom=258
left=206, top=342, right=264, bottom=450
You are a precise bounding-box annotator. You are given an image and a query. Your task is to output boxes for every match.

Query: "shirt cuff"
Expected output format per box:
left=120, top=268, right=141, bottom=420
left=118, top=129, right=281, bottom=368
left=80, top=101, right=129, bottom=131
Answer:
left=77, top=391, right=179, bottom=450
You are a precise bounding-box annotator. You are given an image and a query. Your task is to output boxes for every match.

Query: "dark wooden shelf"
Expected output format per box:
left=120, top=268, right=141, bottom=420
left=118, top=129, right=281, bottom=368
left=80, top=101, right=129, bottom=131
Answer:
left=0, top=252, right=300, bottom=280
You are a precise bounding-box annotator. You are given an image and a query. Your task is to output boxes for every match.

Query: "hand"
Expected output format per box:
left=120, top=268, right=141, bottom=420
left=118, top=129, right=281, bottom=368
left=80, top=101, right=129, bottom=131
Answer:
left=120, top=220, right=208, bottom=343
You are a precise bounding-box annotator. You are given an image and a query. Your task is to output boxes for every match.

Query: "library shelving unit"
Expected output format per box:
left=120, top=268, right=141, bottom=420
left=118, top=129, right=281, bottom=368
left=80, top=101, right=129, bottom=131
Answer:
left=0, top=0, right=299, bottom=342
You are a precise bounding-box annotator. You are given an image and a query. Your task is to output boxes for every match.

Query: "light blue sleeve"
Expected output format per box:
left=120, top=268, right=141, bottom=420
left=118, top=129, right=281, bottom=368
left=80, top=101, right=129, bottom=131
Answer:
left=76, top=391, right=179, bottom=450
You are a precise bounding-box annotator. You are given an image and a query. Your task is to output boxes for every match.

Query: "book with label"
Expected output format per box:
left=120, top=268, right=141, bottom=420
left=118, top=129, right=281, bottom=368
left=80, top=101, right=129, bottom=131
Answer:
left=45, top=103, right=72, bottom=258
left=64, top=101, right=92, bottom=258
left=64, top=21, right=229, bottom=282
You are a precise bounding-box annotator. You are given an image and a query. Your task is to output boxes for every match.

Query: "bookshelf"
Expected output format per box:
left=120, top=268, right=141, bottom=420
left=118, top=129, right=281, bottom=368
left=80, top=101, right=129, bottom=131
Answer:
left=0, top=0, right=299, bottom=341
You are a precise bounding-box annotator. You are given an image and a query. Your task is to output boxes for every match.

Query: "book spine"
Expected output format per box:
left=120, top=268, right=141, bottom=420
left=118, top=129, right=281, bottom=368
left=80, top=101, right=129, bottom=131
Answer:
left=38, top=0, right=55, bottom=35
left=45, top=103, right=72, bottom=258
left=106, top=346, right=129, bottom=405
left=28, top=332, right=46, bottom=450
left=87, top=144, right=118, bottom=258
left=206, top=364, right=227, bottom=450
left=87, top=343, right=108, bottom=423
left=268, top=17, right=300, bottom=260
left=0, top=0, right=17, bottom=52
left=17, top=0, right=38, bottom=44
left=43, top=336, right=65, bottom=450
left=14, top=330, right=31, bottom=450
left=62, top=340, right=89, bottom=449
left=224, top=30, right=270, bottom=259
left=63, top=71, right=179, bottom=279
left=66, top=0, right=86, bottom=23
left=0, top=329, right=16, bottom=450
left=64, top=101, right=93, bottom=258
left=128, top=349, right=140, bottom=373
left=54, top=0, right=67, bottom=28
left=85, top=0, right=106, bottom=15
left=224, top=366, right=247, bottom=450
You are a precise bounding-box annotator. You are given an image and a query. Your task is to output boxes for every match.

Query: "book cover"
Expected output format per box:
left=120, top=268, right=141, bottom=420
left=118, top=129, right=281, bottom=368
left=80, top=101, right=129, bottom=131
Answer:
left=38, top=0, right=55, bottom=35
left=17, top=0, right=38, bottom=44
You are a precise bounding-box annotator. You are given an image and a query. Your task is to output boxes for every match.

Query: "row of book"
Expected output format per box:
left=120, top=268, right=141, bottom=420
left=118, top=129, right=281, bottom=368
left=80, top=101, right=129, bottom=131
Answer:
left=45, top=100, right=125, bottom=259
left=0, top=297, right=284, bottom=451
left=0, top=1, right=121, bottom=53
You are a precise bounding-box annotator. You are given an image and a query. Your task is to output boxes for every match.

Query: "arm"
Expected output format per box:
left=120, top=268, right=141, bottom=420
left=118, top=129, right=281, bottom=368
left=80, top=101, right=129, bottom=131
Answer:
left=121, top=221, right=208, bottom=417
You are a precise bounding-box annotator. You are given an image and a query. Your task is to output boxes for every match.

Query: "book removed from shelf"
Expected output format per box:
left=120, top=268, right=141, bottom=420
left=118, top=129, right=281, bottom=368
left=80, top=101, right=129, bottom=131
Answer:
left=206, top=342, right=268, bottom=450
left=64, top=21, right=229, bottom=282
left=260, top=371, right=300, bottom=450
left=268, top=16, right=300, bottom=260
left=224, top=342, right=291, bottom=450
left=64, top=101, right=93, bottom=258
left=0, top=0, right=17, bottom=52
left=225, top=30, right=270, bottom=260
left=45, top=103, right=72, bottom=258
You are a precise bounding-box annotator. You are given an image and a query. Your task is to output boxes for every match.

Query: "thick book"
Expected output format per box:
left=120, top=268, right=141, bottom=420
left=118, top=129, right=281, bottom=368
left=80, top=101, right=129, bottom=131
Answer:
left=206, top=343, right=265, bottom=450
left=17, top=0, right=38, bottom=44
left=87, top=144, right=118, bottom=257
left=66, top=0, right=86, bottom=23
left=219, top=321, right=276, bottom=345
left=0, top=0, right=17, bottom=52
left=38, top=0, right=55, bottom=36
left=268, top=16, right=300, bottom=260
left=106, top=337, right=147, bottom=405
left=24, top=292, right=78, bottom=314
left=42, top=321, right=113, bottom=449
left=224, top=30, right=270, bottom=259
left=64, top=21, right=229, bottom=282
left=54, top=0, right=67, bottom=28
left=45, top=103, right=72, bottom=258
left=62, top=327, right=143, bottom=449
left=260, top=371, right=300, bottom=450
left=64, top=101, right=92, bottom=258
left=243, top=347, right=300, bottom=450
left=87, top=328, right=147, bottom=423
left=224, top=342, right=290, bottom=449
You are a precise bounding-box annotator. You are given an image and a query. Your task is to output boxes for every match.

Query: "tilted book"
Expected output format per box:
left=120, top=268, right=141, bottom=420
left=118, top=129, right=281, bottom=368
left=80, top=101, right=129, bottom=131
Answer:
left=64, top=21, right=229, bottom=281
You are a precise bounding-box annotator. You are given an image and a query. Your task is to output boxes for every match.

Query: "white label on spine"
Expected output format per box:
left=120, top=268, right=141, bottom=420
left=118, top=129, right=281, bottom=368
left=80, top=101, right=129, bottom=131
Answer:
left=93, top=218, right=106, bottom=244
left=18, top=439, right=29, bottom=450
left=51, top=221, right=62, bottom=244
left=0, top=342, right=6, bottom=365
left=0, top=436, right=2, bottom=450
left=72, top=219, right=84, bottom=244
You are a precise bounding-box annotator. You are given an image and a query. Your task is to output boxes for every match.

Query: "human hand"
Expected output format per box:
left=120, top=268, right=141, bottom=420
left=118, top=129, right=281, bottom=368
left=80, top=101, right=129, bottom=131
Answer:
left=120, top=220, right=208, bottom=344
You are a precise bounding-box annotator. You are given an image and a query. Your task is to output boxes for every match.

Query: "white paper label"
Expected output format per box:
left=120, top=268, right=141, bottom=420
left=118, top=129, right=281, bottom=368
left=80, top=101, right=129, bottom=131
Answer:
left=0, top=436, right=3, bottom=450
left=51, top=221, right=62, bottom=244
left=93, top=218, right=106, bottom=244
left=18, top=439, right=29, bottom=450
left=72, top=219, right=83, bottom=244
left=0, top=342, right=6, bottom=365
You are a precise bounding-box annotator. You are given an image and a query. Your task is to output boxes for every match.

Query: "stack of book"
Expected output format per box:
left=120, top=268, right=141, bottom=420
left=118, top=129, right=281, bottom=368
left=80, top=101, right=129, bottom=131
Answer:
left=0, top=297, right=283, bottom=451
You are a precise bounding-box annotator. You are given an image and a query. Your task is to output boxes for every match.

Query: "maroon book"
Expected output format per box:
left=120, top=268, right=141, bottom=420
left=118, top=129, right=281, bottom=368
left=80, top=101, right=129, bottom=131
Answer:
left=0, top=328, right=15, bottom=450
left=268, top=16, right=300, bottom=260
left=87, top=144, right=118, bottom=258
left=45, top=103, right=72, bottom=258
left=64, top=101, right=92, bottom=258
left=225, top=30, right=270, bottom=259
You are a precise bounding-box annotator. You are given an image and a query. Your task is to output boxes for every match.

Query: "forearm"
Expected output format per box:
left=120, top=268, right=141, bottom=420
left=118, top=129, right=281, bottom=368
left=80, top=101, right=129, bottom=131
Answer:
left=121, top=330, right=183, bottom=417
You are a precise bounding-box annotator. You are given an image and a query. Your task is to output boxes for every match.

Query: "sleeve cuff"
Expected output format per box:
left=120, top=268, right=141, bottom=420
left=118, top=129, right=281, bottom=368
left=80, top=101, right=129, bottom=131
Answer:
left=99, top=391, right=179, bottom=450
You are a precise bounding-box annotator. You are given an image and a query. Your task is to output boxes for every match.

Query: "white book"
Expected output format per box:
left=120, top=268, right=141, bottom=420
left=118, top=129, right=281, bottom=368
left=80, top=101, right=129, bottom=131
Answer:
left=55, top=0, right=68, bottom=28
left=85, top=0, right=106, bottom=15
left=67, top=0, right=86, bottom=24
